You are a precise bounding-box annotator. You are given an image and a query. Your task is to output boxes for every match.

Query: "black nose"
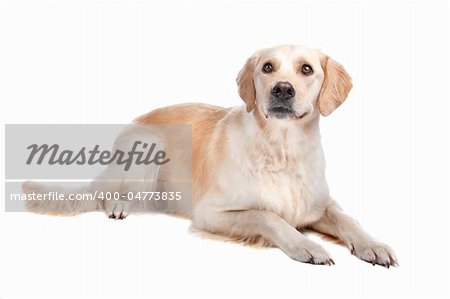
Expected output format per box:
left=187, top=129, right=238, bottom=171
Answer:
left=271, top=82, right=295, bottom=100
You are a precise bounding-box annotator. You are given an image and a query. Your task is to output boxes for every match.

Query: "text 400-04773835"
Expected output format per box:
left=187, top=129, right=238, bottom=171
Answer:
left=97, top=191, right=183, bottom=201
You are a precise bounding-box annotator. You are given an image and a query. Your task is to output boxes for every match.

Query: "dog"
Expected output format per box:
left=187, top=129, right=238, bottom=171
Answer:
left=23, top=44, right=398, bottom=267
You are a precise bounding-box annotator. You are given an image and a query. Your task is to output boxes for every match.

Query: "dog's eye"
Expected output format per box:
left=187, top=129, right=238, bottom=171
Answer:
left=301, top=64, right=314, bottom=76
left=262, top=63, right=273, bottom=73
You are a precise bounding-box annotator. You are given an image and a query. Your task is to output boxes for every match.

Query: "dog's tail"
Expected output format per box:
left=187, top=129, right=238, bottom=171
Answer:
left=22, top=181, right=100, bottom=216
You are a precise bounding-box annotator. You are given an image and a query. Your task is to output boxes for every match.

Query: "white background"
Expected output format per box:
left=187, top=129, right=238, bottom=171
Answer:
left=1, top=1, right=449, bottom=298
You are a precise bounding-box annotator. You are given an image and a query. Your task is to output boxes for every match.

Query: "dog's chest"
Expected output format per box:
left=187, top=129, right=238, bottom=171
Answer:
left=240, top=142, right=329, bottom=226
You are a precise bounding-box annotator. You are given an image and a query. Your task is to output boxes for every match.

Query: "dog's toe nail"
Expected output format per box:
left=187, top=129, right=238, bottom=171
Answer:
left=350, top=244, right=355, bottom=255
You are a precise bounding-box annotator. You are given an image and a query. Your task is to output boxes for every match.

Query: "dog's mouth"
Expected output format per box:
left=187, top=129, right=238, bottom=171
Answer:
left=266, top=101, right=295, bottom=119
left=265, top=105, right=308, bottom=120
left=270, top=106, right=294, bottom=116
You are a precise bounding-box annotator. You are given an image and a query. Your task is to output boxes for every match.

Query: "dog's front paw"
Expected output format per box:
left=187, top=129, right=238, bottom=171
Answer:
left=349, top=239, right=398, bottom=268
left=284, top=240, right=335, bottom=265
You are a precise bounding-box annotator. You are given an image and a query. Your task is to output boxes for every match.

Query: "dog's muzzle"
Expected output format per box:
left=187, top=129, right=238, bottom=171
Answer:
left=268, top=81, right=296, bottom=118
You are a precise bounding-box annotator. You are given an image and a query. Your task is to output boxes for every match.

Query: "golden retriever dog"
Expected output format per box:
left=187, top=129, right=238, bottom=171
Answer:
left=23, top=45, right=398, bottom=267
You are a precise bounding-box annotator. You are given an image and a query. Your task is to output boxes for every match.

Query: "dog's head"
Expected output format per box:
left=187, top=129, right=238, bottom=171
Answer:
left=236, top=45, right=352, bottom=121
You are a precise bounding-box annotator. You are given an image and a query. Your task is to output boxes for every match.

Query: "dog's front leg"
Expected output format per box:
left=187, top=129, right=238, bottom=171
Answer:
left=194, top=208, right=334, bottom=265
left=310, top=200, right=398, bottom=268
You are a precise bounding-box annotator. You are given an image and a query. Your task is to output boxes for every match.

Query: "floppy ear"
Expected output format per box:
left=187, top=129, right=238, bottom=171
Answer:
left=236, top=56, right=257, bottom=112
left=318, top=56, right=353, bottom=116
